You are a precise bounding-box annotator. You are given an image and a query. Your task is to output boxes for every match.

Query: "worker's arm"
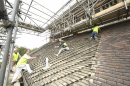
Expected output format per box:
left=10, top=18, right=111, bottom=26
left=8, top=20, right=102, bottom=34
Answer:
left=13, top=59, right=15, bottom=62
left=12, top=55, right=15, bottom=62
left=59, top=41, right=64, bottom=47
left=55, top=41, right=64, bottom=48
left=19, top=54, right=22, bottom=58
left=98, top=28, right=101, bottom=32
left=28, top=57, right=36, bottom=60
left=35, top=54, right=40, bottom=58
left=23, top=54, right=36, bottom=60
left=55, top=46, right=59, bottom=48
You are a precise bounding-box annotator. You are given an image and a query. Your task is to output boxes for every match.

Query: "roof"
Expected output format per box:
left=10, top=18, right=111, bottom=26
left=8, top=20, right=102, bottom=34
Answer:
left=21, top=32, right=100, bottom=86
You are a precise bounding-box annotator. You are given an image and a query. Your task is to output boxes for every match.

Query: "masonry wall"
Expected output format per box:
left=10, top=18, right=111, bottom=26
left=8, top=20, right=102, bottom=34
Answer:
left=89, top=20, right=130, bottom=86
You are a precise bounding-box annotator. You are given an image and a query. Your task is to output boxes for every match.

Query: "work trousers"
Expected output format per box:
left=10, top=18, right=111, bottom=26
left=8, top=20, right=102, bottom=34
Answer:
left=11, top=64, right=33, bottom=82
left=91, top=31, right=98, bottom=38
left=58, top=47, right=69, bottom=55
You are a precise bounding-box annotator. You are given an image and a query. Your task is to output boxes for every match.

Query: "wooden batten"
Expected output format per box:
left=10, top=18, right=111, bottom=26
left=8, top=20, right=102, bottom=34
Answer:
left=92, top=0, right=130, bottom=18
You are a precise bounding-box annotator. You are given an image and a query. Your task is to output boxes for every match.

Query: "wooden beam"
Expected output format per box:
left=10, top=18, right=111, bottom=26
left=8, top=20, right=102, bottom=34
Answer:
left=92, top=0, right=130, bottom=18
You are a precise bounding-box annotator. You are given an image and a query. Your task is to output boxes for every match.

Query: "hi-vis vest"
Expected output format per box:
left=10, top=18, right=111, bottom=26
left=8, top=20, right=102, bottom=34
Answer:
left=17, top=54, right=28, bottom=65
left=13, top=52, right=19, bottom=61
left=60, top=41, right=67, bottom=47
left=93, top=26, right=98, bottom=33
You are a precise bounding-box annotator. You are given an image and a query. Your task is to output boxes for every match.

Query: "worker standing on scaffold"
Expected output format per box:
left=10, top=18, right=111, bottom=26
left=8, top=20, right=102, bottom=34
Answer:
left=10, top=50, right=22, bottom=73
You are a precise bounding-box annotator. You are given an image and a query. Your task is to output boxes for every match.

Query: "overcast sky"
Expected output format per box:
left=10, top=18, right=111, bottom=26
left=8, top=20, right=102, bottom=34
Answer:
left=8, top=0, right=76, bottom=50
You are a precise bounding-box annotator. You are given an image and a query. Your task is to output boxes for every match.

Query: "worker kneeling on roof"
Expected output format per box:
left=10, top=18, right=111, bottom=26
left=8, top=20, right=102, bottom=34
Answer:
left=55, top=38, right=69, bottom=57
left=11, top=49, right=36, bottom=85
left=90, top=24, right=101, bottom=41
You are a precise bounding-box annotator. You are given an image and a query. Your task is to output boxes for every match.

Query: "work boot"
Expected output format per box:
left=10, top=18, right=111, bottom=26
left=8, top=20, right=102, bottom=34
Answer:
left=10, top=70, right=14, bottom=74
left=11, top=81, right=17, bottom=85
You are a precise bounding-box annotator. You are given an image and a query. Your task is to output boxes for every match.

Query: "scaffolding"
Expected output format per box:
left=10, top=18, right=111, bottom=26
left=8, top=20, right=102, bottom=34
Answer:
left=0, top=0, right=130, bottom=86
left=48, top=0, right=130, bottom=38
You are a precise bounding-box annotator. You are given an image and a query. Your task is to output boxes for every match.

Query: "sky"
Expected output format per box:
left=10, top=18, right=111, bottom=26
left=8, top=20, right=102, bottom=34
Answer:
left=15, top=33, right=49, bottom=49
left=7, top=0, right=76, bottom=50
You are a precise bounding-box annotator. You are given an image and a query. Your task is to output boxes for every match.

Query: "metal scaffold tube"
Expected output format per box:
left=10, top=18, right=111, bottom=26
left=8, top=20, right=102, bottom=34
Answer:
left=5, top=14, right=19, bottom=86
left=24, top=0, right=34, bottom=21
left=0, top=25, right=13, bottom=86
left=0, top=0, right=9, bottom=25
left=123, top=0, right=128, bottom=9
left=41, top=0, right=73, bottom=27
left=0, top=0, right=20, bottom=86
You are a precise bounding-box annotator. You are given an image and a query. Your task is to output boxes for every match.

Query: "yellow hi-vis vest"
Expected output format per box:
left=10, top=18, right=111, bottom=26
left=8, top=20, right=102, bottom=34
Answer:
left=13, top=52, right=19, bottom=61
left=17, top=54, right=28, bottom=65
left=93, top=26, right=99, bottom=33
left=60, top=42, right=67, bottom=47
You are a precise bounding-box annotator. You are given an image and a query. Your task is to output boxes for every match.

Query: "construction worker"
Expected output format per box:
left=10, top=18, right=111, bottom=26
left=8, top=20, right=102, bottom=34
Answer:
left=55, top=38, right=69, bottom=57
left=11, top=49, right=36, bottom=85
left=90, top=24, right=101, bottom=41
left=10, top=50, right=21, bottom=73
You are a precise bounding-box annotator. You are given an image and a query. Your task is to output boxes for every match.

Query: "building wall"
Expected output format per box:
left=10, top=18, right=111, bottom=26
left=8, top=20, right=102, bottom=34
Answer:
left=89, top=21, right=130, bottom=86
